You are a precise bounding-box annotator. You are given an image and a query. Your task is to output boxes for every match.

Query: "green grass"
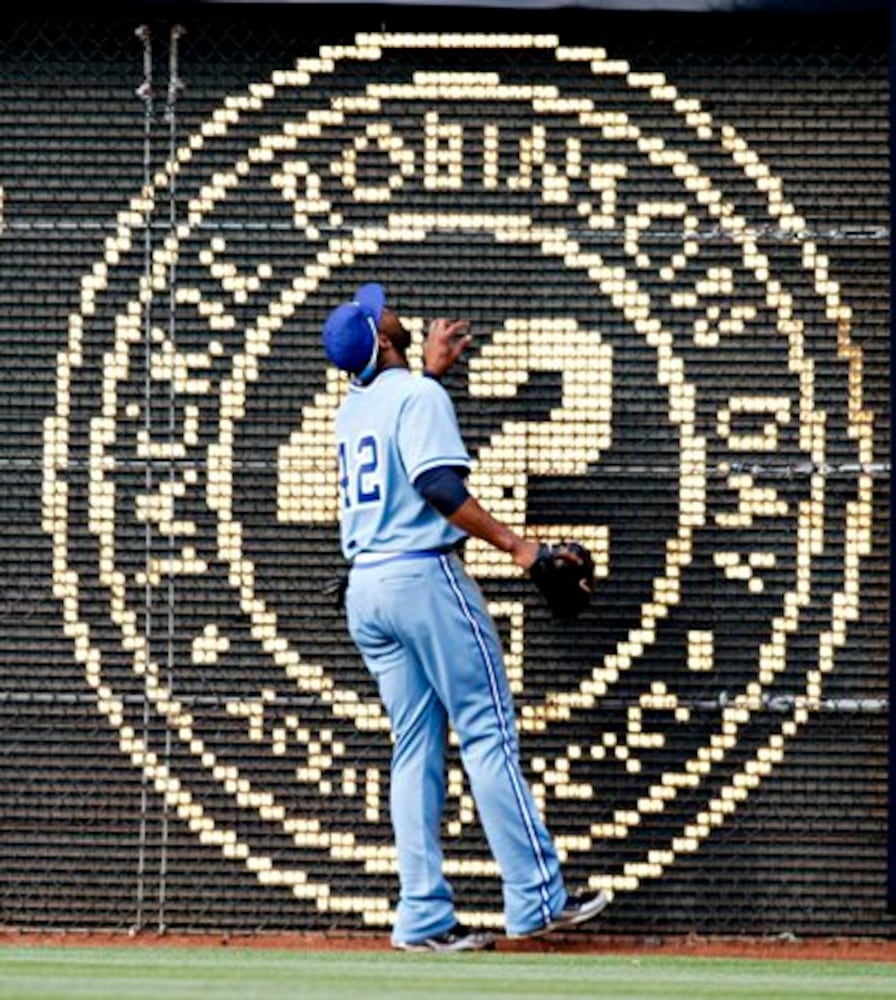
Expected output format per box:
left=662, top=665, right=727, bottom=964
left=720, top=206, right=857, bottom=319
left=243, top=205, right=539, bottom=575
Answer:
left=0, top=946, right=893, bottom=1000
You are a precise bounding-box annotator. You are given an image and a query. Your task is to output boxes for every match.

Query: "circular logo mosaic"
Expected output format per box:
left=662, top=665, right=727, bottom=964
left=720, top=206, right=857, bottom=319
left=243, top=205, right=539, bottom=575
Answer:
left=43, top=33, right=873, bottom=929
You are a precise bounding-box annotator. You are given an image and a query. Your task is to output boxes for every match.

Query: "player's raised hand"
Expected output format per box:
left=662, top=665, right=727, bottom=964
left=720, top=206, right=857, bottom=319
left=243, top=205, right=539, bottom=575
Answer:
left=423, top=318, right=472, bottom=377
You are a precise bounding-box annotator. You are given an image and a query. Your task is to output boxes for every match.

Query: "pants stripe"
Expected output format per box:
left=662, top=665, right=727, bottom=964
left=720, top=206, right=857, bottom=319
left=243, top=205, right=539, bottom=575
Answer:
left=438, top=555, right=553, bottom=925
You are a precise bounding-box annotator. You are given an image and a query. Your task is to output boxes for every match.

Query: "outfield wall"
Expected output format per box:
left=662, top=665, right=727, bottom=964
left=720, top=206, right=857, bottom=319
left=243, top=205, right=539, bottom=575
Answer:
left=0, top=6, right=891, bottom=937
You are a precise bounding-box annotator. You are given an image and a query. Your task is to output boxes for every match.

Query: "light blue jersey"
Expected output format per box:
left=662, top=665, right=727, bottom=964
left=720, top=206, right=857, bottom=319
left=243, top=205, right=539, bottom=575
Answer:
left=335, top=368, right=470, bottom=560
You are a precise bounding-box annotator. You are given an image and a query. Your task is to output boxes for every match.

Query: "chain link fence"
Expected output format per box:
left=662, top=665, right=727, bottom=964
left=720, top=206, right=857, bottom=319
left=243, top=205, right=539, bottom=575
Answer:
left=0, top=9, right=890, bottom=937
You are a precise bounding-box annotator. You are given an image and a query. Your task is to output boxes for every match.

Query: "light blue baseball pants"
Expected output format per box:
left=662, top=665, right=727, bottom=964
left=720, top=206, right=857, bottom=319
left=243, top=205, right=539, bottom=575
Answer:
left=346, top=549, right=566, bottom=943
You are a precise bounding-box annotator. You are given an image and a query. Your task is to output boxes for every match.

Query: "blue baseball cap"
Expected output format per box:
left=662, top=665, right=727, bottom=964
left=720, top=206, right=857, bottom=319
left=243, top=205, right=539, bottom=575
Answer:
left=322, top=282, right=386, bottom=381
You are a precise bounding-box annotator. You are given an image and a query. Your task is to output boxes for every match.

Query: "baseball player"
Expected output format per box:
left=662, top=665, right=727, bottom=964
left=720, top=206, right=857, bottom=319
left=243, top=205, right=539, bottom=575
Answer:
left=322, top=283, right=607, bottom=952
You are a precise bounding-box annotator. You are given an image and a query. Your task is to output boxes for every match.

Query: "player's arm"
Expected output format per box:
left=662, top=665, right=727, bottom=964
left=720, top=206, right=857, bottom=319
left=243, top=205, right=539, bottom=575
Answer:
left=404, top=338, right=539, bottom=569
left=449, top=495, right=540, bottom=571
left=414, top=467, right=539, bottom=570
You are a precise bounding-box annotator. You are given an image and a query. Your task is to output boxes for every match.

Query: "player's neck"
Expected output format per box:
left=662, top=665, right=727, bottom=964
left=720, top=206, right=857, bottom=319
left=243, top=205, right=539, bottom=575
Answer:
left=376, top=344, right=409, bottom=373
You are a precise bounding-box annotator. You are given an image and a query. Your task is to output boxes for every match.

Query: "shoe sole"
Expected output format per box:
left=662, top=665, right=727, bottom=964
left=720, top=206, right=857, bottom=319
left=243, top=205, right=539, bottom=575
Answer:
left=393, top=935, right=497, bottom=953
left=509, top=891, right=609, bottom=940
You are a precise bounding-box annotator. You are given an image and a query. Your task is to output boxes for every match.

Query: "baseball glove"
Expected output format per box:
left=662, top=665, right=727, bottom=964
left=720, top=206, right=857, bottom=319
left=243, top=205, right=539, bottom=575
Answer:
left=529, top=541, right=596, bottom=620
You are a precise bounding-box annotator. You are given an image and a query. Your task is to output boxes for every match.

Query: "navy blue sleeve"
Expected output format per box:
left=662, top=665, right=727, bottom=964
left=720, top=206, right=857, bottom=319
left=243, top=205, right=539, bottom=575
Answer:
left=413, top=465, right=470, bottom=518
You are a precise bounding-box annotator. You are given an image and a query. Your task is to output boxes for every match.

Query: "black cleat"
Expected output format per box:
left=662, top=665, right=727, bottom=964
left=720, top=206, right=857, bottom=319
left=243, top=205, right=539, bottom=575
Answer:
left=510, top=890, right=609, bottom=939
left=393, top=922, right=497, bottom=953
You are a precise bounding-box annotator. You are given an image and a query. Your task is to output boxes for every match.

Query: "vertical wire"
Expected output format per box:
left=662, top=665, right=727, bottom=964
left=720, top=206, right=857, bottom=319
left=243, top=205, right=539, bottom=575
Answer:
left=133, top=21, right=153, bottom=936
left=158, top=21, right=184, bottom=934
left=888, top=1, right=896, bottom=917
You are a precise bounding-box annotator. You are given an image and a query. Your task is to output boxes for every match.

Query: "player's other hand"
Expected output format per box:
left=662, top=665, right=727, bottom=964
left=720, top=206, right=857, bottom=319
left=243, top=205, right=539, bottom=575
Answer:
left=423, top=318, right=472, bottom=377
